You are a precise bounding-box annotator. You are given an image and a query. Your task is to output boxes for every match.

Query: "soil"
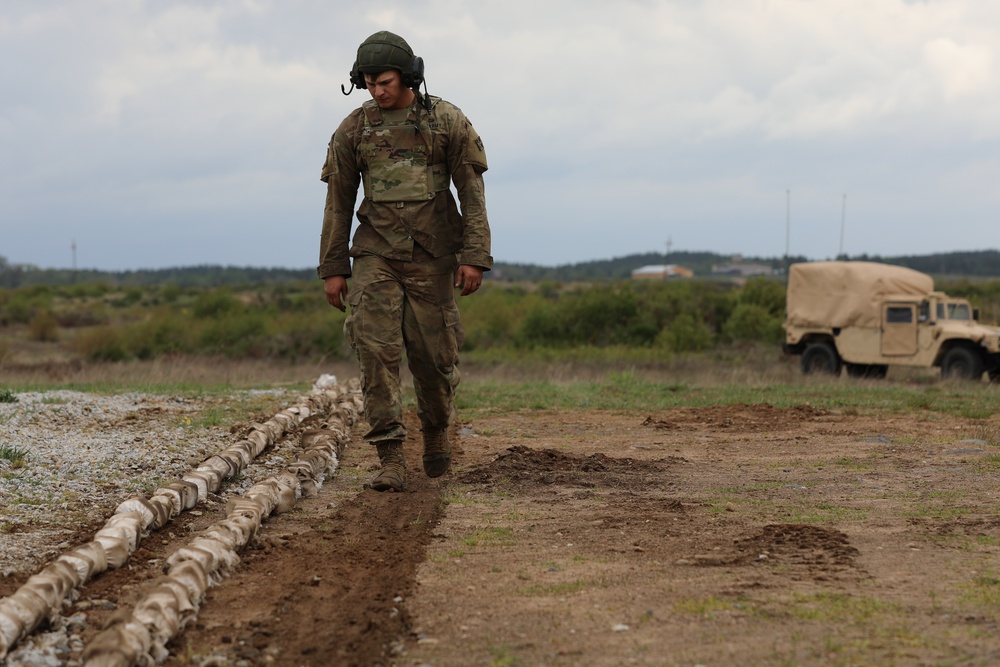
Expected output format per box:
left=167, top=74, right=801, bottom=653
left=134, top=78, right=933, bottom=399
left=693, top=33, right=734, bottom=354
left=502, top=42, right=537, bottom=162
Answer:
left=6, top=398, right=1000, bottom=666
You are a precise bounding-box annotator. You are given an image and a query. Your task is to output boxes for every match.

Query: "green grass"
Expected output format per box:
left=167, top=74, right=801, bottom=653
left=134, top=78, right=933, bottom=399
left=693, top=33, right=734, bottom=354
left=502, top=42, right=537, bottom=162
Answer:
left=0, top=388, right=17, bottom=403
left=456, top=373, right=1000, bottom=417
left=0, top=444, right=29, bottom=468
left=462, top=526, right=516, bottom=547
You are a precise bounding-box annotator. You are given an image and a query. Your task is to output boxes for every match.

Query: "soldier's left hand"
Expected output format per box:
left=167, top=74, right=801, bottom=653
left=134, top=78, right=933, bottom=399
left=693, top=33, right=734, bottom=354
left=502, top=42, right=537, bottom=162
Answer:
left=456, top=265, right=484, bottom=296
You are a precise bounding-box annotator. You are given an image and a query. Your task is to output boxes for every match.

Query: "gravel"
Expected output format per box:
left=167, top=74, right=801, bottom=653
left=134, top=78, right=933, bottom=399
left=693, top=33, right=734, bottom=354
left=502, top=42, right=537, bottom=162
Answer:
left=0, top=389, right=296, bottom=577
left=1, top=386, right=340, bottom=665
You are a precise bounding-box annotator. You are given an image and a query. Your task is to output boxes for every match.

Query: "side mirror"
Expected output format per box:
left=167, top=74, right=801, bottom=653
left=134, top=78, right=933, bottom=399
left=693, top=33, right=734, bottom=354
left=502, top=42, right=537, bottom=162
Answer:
left=974, top=308, right=981, bottom=321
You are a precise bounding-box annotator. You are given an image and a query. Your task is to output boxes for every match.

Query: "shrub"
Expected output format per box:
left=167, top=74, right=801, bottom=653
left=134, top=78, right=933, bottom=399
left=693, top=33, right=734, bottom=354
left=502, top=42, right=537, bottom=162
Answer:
left=737, top=276, right=786, bottom=317
left=722, top=303, right=784, bottom=343
left=267, top=310, right=350, bottom=361
left=128, top=310, right=195, bottom=359
left=55, top=306, right=109, bottom=328
left=657, top=312, right=715, bottom=353
left=191, top=288, right=241, bottom=319
left=75, top=326, right=129, bottom=361
left=198, top=311, right=267, bottom=356
left=28, top=310, right=59, bottom=342
left=516, top=284, right=659, bottom=348
left=3, top=288, right=53, bottom=324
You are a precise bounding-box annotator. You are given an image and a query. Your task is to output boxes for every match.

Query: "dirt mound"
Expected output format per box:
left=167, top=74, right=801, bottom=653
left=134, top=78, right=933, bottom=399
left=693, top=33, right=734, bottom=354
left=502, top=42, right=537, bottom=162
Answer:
left=734, top=523, right=860, bottom=568
left=457, top=445, right=684, bottom=491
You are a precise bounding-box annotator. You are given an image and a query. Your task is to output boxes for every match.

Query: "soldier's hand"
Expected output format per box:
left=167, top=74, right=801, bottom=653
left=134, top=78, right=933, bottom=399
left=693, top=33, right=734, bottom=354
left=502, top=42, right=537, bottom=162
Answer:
left=455, top=265, right=484, bottom=296
left=324, top=276, right=349, bottom=312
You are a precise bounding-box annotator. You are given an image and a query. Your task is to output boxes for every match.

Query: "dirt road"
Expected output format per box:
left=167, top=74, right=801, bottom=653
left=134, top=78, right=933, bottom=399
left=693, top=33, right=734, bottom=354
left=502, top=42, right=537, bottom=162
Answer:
left=5, top=394, right=1000, bottom=666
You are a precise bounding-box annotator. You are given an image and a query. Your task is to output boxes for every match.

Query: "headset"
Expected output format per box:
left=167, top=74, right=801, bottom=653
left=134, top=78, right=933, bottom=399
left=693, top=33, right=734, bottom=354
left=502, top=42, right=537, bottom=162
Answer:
left=343, top=55, right=424, bottom=93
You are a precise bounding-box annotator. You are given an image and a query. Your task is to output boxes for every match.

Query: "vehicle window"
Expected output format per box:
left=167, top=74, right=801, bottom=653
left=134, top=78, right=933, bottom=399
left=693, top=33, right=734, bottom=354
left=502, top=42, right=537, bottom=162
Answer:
left=886, top=306, right=913, bottom=324
left=919, top=302, right=930, bottom=322
left=947, top=303, right=971, bottom=320
left=937, top=303, right=945, bottom=319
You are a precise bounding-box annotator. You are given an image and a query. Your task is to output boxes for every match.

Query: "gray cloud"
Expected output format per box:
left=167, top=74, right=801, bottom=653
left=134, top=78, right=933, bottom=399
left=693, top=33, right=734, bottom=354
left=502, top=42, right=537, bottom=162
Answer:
left=2, top=0, right=999, bottom=270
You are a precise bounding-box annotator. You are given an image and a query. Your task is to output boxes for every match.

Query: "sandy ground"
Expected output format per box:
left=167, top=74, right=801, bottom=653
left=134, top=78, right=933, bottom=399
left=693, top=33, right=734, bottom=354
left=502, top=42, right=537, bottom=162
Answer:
left=4, top=390, right=1000, bottom=666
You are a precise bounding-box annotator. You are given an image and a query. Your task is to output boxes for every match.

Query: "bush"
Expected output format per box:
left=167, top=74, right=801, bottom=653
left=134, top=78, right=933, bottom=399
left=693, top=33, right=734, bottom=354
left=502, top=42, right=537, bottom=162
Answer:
left=722, top=303, right=784, bottom=343
left=75, top=326, right=129, bottom=361
left=198, top=311, right=267, bottom=356
left=737, top=276, right=786, bottom=317
left=191, top=288, right=242, bottom=319
left=516, top=284, right=660, bottom=348
left=656, top=312, right=715, bottom=353
left=3, top=288, right=53, bottom=324
left=28, top=310, right=59, bottom=342
left=267, top=310, right=350, bottom=361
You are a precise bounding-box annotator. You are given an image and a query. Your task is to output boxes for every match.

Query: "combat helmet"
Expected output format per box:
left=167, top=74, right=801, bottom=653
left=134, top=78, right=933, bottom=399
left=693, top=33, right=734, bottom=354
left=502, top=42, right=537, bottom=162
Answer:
left=349, top=31, right=424, bottom=89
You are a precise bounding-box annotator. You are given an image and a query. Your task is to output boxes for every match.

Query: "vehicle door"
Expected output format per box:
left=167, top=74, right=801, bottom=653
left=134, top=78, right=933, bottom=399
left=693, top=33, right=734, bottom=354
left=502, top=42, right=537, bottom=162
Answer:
left=881, top=302, right=918, bottom=356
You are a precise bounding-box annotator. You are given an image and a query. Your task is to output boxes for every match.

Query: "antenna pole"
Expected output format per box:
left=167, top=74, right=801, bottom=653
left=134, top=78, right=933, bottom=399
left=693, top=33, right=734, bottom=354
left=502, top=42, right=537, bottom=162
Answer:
left=838, top=194, right=847, bottom=259
left=785, top=189, right=791, bottom=272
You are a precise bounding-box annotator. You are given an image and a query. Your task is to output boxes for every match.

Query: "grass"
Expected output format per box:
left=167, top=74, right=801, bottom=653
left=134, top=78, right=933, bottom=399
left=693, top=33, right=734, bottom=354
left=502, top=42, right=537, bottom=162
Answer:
left=462, top=526, right=516, bottom=547
left=0, top=443, right=29, bottom=468
left=0, top=388, right=17, bottom=403
left=456, top=370, right=1000, bottom=418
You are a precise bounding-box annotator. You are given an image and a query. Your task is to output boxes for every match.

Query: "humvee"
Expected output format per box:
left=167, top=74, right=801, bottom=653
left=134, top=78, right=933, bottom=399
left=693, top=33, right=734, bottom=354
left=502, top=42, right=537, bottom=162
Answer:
left=783, top=261, right=1000, bottom=381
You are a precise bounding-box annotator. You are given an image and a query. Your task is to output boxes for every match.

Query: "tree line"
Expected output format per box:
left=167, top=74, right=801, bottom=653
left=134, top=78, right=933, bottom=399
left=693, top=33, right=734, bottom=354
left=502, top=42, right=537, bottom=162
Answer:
left=4, top=250, right=1000, bottom=289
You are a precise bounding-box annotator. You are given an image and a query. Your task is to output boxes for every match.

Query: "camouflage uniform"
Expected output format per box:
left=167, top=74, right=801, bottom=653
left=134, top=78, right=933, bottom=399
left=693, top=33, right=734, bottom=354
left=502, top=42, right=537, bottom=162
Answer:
left=318, top=95, right=492, bottom=448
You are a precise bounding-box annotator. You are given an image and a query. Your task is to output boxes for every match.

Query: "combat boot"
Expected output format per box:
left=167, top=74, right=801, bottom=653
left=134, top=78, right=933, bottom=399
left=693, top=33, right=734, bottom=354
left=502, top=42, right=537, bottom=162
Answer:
left=371, top=441, right=406, bottom=492
left=422, top=427, right=452, bottom=478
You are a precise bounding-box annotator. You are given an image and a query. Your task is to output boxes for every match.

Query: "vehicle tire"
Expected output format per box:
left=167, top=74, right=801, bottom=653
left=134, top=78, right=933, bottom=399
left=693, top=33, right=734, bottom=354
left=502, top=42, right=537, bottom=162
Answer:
left=801, top=342, right=841, bottom=376
left=941, top=347, right=985, bottom=381
left=989, top=368, right=1000, bottom=384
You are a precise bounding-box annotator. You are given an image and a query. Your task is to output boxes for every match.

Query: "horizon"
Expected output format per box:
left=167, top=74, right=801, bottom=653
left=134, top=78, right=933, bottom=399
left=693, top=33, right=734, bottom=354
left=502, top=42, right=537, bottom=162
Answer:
left=5, top=247, right=999, bottom=275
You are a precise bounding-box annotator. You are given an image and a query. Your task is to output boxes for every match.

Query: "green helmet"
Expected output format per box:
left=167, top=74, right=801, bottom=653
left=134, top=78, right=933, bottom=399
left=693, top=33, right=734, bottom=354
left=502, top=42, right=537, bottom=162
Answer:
left=351, top=31, right=424, bottom=89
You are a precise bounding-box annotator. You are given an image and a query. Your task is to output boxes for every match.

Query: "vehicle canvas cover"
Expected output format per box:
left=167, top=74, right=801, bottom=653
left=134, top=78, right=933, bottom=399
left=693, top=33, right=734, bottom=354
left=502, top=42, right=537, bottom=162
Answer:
left=785, top=261, right=934, bottom=329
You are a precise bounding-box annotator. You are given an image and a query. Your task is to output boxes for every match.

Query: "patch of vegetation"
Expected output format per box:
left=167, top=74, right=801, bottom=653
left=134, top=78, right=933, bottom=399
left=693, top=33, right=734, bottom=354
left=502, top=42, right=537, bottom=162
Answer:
left=672, top=595, right=745, bottom=617
left=0, top=388, right=17, bottom=403
left=462, top=526, right=515, bottom=547
left=784, top=502, right=869, bottom=524
left=487, top=645, right=523, bottom=667
left=0, top=443, right=29, bottom=468
left=786, top=592, right=902, bottom=623
left=519, top=579, right=593, bottom=597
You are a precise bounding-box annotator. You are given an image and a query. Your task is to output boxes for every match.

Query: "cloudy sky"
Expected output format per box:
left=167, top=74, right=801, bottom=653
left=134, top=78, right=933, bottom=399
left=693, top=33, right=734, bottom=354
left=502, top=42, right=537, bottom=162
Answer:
left=2, top=0, right=999, bottom=271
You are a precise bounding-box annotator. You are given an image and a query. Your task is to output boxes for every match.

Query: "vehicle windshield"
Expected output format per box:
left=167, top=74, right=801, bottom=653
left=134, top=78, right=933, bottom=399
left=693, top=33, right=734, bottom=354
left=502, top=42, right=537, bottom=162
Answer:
left=936, top=302, right=971, bottom=320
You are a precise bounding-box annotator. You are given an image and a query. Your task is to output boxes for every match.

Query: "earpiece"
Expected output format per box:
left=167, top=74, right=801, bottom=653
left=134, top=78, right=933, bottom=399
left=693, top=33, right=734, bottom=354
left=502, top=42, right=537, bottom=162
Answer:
left=340, top=37, right=425, bottom=96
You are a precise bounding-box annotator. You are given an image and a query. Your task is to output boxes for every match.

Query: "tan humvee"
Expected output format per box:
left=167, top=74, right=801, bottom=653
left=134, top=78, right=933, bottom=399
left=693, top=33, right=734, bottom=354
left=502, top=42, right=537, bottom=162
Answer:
left=783, top=261, right=1000, bottom=380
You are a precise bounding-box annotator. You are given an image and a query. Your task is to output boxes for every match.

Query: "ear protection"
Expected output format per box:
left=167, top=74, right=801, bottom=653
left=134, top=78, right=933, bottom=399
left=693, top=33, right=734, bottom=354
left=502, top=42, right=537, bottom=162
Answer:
left=345, top=55, right=425, bottom=92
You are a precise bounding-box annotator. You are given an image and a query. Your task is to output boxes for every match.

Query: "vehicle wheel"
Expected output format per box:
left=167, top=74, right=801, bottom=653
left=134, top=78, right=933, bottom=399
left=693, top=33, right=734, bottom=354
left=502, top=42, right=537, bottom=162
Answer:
left=941, top=347, right=985, bottom=381
left=989, top=368, right=1000, bottom=384
left=801, top=343, right=841, bottom=376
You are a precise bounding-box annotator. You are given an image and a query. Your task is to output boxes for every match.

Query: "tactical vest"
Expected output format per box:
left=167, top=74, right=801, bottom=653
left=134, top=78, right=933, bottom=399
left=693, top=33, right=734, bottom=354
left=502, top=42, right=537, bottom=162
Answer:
left=358, top=97, right=450, bottom=202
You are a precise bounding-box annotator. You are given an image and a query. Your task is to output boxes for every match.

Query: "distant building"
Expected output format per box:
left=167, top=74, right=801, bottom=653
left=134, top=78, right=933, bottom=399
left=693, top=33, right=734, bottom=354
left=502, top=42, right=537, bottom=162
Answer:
left=710, top=255, right=774, bottom=277
left=631, top=264, right=694, bottom=279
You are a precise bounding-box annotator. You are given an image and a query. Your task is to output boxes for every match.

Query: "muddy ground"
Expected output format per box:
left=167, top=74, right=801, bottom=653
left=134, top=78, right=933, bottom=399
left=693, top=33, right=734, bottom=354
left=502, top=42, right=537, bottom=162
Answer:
left=6, top=394, right=1000, bottom=666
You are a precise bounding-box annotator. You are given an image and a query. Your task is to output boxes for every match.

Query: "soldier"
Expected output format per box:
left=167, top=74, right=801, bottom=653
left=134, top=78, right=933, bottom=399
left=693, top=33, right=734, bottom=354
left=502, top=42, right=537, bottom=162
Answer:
left=318, top=31, right=493, bottom=492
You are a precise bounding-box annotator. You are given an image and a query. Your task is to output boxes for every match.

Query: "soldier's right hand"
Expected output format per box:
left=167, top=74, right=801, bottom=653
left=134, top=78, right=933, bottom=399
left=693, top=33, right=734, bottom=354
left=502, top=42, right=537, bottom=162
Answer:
left=324, top=276, right=349, bottom=312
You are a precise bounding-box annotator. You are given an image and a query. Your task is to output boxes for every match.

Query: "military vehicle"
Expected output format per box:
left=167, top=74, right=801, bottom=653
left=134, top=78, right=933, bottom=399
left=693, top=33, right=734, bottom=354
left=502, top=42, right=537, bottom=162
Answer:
left=783, top=261, right=1000, bottom=380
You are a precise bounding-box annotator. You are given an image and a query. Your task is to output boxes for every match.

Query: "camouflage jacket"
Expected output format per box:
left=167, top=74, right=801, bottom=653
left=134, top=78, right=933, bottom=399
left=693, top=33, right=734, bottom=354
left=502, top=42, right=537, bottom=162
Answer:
left=317, top=95, right=493, bottom=278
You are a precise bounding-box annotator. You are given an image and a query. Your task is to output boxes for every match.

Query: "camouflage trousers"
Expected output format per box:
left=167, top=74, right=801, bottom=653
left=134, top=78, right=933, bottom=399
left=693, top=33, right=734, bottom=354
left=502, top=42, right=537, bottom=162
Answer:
left=344, top=249, right=462, bottom=446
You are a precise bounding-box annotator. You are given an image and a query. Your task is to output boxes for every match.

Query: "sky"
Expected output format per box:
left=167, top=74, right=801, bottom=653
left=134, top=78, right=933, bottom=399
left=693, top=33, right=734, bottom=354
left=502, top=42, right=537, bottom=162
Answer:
left=2, top=0, right=1000, bottom=271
